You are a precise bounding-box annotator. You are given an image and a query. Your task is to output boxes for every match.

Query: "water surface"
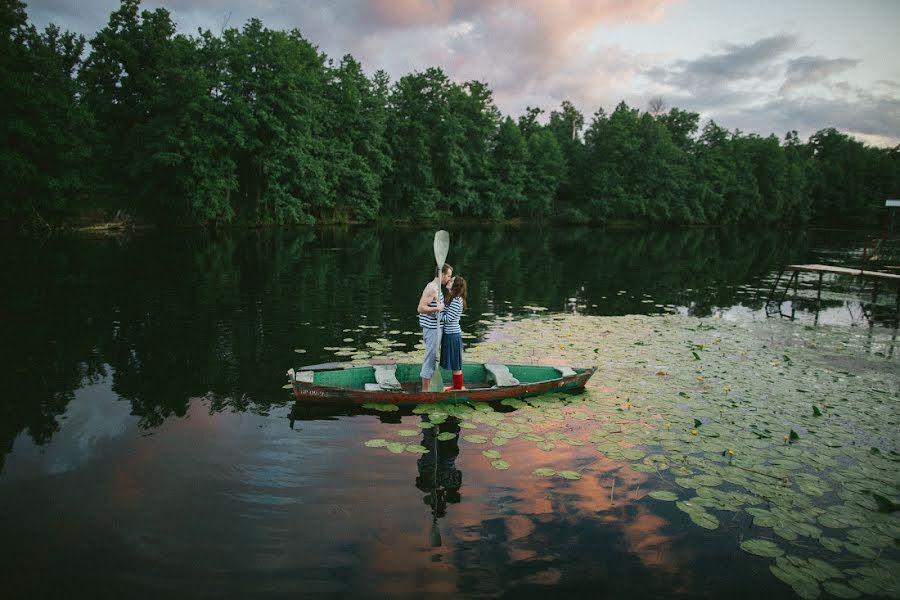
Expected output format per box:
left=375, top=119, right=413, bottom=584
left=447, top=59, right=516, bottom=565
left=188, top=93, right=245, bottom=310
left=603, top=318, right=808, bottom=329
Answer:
left=1, top=227, right=897, bottom=598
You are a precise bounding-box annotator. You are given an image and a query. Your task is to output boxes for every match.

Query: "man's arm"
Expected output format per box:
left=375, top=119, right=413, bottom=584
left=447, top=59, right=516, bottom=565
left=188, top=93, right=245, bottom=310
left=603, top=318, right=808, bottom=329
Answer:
left=417, top=284, right=443, bottom=314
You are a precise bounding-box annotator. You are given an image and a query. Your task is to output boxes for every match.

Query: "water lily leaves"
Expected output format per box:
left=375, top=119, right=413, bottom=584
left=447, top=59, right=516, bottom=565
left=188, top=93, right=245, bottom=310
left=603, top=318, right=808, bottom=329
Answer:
left=648, top=491, right=679, bottom=501
left=351, top=314, right=899, bottom=591
left=773, top=524, right=799, bottom=541
left=746, top=507, right=777, bottom=528
left=630, top=464, right=657, bottom=474
left=688, top=509, right=719, bottom=530
left=619, top=447, right=645, bottom=460
left=405, top=444, right=429, bottom=454
left=364, top=439, right=388, bottom=448
left=532, top=468, right=556, bottom=477
left=491, top=459, right=510, bottom=471
left=770, top=563, right=820, bottom=600
left=675, top=500, right=719, bottom=530
left=806, top=558, right=842, bottom=581
left=821, top=582, right=860, bottom=599
left=557, top=470, right=581, bottom=480
left=844, top=543, right=879, bottom=560
left=386, top=442, right=407, bottom=454
left=397, top=429, right=419, bottom=437
left=740, top=539, right=784, bottom=558
left=362, top=402, right=399, bottom=412
left=436, top=432, right=457, bottom=441
left=818, top=536, right=843, bottom=553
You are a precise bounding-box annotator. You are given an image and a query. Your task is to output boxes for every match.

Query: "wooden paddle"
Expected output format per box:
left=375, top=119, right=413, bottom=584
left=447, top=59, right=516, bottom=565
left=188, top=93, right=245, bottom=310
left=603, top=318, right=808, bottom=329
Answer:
left=429, top=230, right=450, bottom=392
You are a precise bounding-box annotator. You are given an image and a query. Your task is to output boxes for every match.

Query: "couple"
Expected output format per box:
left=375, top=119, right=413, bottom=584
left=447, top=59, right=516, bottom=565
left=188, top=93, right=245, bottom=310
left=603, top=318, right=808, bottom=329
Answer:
left=417, top=263, right=467, bottom=391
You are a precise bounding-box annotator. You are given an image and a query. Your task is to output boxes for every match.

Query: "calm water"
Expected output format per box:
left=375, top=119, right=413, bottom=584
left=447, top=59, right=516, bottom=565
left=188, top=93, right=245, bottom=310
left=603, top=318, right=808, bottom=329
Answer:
left=0, top=226, right=896, bottom=599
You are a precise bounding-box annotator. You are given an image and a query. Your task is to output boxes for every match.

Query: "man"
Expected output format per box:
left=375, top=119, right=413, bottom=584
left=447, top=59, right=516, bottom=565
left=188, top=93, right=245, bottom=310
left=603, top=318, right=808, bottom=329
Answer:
left=417, top=263, right=452, bottom=390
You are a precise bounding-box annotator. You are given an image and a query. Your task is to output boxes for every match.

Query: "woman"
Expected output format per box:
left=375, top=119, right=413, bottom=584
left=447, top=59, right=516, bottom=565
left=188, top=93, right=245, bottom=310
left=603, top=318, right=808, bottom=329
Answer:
left=440, top=275, right=467, bottom=390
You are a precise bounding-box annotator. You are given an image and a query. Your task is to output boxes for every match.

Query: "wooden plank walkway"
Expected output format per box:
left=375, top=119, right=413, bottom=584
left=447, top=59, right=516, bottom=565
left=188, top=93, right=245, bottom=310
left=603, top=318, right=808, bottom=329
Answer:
left=765, top=264, right=900, bottom=324
left=786, top=264, right=900, bottom=282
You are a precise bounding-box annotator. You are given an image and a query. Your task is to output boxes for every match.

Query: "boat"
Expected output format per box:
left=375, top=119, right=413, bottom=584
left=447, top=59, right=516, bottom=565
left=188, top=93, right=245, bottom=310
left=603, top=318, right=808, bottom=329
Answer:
left=289, top=362, right=597, bottom=405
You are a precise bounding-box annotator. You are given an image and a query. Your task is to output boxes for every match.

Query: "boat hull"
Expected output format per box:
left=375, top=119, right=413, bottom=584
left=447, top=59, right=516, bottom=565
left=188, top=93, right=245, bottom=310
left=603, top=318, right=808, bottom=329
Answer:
left=291, top=363, right=596, bottom=405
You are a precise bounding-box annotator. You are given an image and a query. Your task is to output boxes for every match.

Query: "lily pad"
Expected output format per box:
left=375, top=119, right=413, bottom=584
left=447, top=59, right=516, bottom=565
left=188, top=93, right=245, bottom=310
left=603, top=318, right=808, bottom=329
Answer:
left=463, top=435, right=488, bottom=444
left=740, top=539, right=784, bottom=558
left=557, top=470, right=581, bottom=480
left=386, top=442, right=407, bottom=454
left=532, top=468, right=556, bottom=477
left=821, top=582, right=860, bottom=599
left=491, top=459, right=510, bottom=471
left=648, top=491, right=679, bottom=501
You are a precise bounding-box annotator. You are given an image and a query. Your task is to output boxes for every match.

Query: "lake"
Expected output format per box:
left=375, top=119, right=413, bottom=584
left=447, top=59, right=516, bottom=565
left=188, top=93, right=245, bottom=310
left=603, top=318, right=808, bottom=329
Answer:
left=1, top=226, right=897, bottom=599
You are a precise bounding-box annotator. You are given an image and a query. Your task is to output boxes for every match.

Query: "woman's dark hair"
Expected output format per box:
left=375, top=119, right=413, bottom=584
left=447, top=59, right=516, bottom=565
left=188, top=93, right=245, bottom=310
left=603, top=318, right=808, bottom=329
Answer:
left=447, top=275, right=467, bottom=309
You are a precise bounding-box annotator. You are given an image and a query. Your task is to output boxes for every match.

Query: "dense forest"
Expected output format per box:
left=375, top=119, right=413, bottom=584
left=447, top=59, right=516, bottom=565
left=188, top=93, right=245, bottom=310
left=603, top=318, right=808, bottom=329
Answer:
left=2, top=0, right=899, bottom=230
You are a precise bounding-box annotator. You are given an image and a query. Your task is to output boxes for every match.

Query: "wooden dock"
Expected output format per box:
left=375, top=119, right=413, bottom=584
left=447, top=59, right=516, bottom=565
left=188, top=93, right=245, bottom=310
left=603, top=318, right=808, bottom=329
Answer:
left=784, top=264, right=900, bottom=282
left=765, top=263, right=900, bottom=323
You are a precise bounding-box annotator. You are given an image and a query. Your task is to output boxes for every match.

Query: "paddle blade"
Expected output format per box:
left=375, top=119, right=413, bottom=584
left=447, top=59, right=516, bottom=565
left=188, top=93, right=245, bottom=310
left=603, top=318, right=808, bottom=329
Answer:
left=429, top=366, right=443, bottom=391
left=434, top=230, right=449, bottom=268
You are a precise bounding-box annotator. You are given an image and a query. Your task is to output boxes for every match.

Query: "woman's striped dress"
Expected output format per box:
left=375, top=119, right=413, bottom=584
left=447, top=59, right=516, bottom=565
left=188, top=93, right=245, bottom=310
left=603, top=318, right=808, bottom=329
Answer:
left=440, top=296, right=464, bottom=371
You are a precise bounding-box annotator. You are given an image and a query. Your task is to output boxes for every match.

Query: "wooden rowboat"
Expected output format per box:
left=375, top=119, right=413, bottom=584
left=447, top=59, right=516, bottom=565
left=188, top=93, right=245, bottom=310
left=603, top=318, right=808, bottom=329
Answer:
left=289, top=362, right=597, bottom=405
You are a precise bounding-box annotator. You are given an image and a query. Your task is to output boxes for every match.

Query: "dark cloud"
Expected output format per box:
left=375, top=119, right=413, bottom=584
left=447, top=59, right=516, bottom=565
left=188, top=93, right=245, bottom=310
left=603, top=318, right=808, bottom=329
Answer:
left=648, top=33, right=798, bottom=94
left=780, top=55, right=860, bottom=94
left=717, top=87, right=900, bottom=143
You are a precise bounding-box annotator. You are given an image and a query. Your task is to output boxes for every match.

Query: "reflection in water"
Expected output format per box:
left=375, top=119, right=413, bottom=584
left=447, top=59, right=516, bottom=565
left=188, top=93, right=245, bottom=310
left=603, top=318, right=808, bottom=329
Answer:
left=0, top=226, right=894, bottom=597
left=416, top=417, right=463, bottom=549
left=0, top=225, right=825, bottom=466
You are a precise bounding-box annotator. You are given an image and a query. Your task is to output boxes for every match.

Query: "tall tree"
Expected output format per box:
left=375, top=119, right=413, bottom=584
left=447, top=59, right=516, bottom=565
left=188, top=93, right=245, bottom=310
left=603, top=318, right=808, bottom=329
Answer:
left=548, top=100, right=585, bottom=215
left=1, top=0, right=92, bottom=226
left=491, top=116, right=527, bottom=218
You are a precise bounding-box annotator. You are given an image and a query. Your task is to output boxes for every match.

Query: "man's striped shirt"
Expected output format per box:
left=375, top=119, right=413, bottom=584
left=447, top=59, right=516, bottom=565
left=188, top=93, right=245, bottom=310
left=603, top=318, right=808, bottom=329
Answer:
left=418, top=282, right=444, bottom=330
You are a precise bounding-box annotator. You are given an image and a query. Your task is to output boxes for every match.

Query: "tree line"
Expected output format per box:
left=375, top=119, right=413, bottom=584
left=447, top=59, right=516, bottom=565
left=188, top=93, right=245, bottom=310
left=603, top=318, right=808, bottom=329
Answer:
left=2, top=0, right=898, bottom=230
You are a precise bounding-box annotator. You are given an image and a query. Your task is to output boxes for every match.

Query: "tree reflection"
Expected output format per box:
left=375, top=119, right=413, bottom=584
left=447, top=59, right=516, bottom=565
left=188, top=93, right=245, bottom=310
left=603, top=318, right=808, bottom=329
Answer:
left=0, top=225, right=835, bottom=467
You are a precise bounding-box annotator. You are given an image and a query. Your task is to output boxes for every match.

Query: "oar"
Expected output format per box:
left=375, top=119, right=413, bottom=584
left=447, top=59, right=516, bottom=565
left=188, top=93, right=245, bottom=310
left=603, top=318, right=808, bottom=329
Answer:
left=430, top=230, right=450, bottom=392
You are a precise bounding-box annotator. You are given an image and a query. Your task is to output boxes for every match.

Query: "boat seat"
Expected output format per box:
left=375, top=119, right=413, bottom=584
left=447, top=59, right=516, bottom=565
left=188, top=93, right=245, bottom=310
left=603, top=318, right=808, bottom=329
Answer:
left=364, top=383, right=383, bottom=391
left=554, top=366, right=577, bottom=377
left=485, top=363, right=520, bottom=387
left=294, top=370, right=314, bottom=383
left=373, top=364, right=402, bottom=390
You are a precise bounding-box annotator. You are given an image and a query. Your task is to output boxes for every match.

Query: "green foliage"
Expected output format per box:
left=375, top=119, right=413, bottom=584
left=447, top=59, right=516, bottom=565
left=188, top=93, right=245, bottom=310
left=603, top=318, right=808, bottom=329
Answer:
left=0, top=0, right=93, bottom=226
left=2, top=0, right=897, bottom=229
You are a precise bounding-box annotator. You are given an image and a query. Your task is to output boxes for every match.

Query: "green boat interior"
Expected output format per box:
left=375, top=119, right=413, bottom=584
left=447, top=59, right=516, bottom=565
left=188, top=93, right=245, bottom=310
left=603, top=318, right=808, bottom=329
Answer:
left=296, top=363, right=585, bottom=392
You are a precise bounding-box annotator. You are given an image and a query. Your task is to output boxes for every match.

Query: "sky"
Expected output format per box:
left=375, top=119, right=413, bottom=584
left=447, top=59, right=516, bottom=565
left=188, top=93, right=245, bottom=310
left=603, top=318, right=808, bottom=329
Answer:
left=27, top=0, right=900, bottom=147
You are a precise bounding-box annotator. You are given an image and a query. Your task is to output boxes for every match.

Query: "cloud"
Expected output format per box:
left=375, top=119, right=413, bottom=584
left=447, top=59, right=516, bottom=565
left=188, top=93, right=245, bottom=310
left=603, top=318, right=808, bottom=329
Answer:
left=22, top=1, right=899, bottom=146
left=716, top=86, right=900, bottom=144
left=648, top=33, right=798, bottom=95
left=780, top=55, right=860, bottom=94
